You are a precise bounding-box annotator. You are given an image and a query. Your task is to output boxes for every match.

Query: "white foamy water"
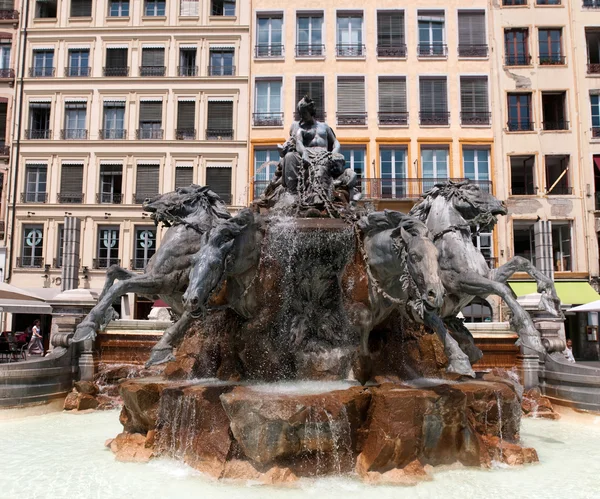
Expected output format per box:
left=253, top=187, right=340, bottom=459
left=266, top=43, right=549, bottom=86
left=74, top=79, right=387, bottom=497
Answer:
left=1, top=410, right=599, bottom=499
left=249, top=380, right=359, bottom=395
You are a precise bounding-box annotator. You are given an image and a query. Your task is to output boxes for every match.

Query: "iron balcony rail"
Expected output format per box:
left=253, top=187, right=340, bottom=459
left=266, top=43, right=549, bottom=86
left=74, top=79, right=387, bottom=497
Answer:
left=588, top=62, right=600, bottom=74
left=16, top=257, right=44, bottom=268
left=93, top=258, right=120, bottom=269
left=253, top=112, right=284, bottom=126
left=507, top=120, right=534, bottom=131
left=26, top=129, right=51, bottom=139
left=458, top=44, right=488, bottom=57
left=61, top=129, right=88, bottom=139
left=131, top=258, right=150, bottom=270
left=207, top=65, right=235, bottom=76
left=583, top=0, right=600, bottom=6
left=376, top=44, right=407, bottom=58
left=417, top=43, right=447, bottom=57
left=505, top=54, right=531, bottom=66
left=295, top=44, right=325, bottom=57
left=539, top=54, right=565, bottom=65
left=461, top=112, right=492, bottom=126
left=336, top=44, right=366, bottom=57
left=294, top=111, right=326, bottom=121
left=29, top=67, right=55, bottom=77
left=378, top=112, right=408, bottom=126
left=547, top=185, right=572, bottom=195
left=503, top=0, right=527, bottom=5
left=255, top=44, right=284, bottom=57
left=206, top=128, right=233, bottom=140
left=592, top=126, right=600, bottom=138
left=420, top=112, right=450, bottom=126
left=537, top=0, right=560, bottom=3
left=140, top=65, right=166, bottom=77
left=96, top=192, right=123, bottom=204
left=0, top=10, right=19, bottom=20
left=337, top=113, right=367, bottom=125
left=103, top=66, right=129, bottom=77
left=510, top=186, right=538, bottom=195
left=177, top=65, right=198, bottom=76
left=0, top=145, right=9, bottom=156
left=65, top=66, right=91, bottom=77
left=99, top=129, right=127, bottom=139
left=543, top=120, right=569, bottom=131
left=136, top=129, right=164, bottom=139
left=21, top=192, right=47, bottom=203
left=0, top=68, right=14, bottom=78
left=175, top=128, right=196, bottom=140
left=0, top=221, right=5, bottom=240
left=57, top=192, right=84, bottom=203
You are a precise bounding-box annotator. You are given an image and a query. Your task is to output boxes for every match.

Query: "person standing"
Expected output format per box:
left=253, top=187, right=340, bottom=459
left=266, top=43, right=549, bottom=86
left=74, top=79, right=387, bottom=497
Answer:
left=564, top=338, right=576, bottom=363
left=27, top=320, right=43, bottom=355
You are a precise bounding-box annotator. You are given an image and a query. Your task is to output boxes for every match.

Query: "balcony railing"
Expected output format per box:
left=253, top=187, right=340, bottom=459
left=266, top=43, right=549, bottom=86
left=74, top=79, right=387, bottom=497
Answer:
left=175, top=128, right=196, bottom=140
left=583, top=0, right=600, bottom=7
left=133, top=193, right=156, bottom=204
left=510, top=185, right=537, bottom=195
left=136, top=128, right=164, bottom=139
left=131, top=258, right=150, bottom=270
left=21, top=192, right=47, bottom=203
left=376, top=44, right=407, bottom=58
left=65, top=66, right=91, bottom=77
left=420, top=112, right=450, bottom=126
left=0, top=68, right=14, bottom=78
left=336, top=44, right=365, bottom=57
left=178, top=65, right=198, bottom=76
left=16, top=257, right=44, bottom=268
left=96, top=192, right=123, bottom=204
left=99, top=129, right=127, bottom=140
left=255, top=45, right=284, bottom=57
left=295, top=44, right=325, bottom=57
left=0, top=145, right=9, bottom=157
left=546, top=185, right=572, bottom=195
left=592, top=126, right=600, bottom=138
left=505, top=54, right=531, bottom=66
left=207, top=65, right=235, bottom=76
left=103, top=66, right=129, bottom=77
left=93, top=258, right=120, bottom=269
left=0, top=221, right=5, bottom=240
left=378, top=112, right=408, bottom=126
left=26, top=129, right=51, bottom=139
left=206, top=128, right=233, bottom=140
left=543, top=120, right=569, bottom=131
left=57, top=192, right=84, bottom=203
left=503, top=0, right=527, bottom=5
left=417, top=44, right=447, bottom=57
left=294, top=111, right=326, bottom=121
left=507, top=120, right=534, bottom=131
left=461, top=112, right=491, bottom=126
left=61, top=129, right=88, bottom=140
left=587, top=62, right=600, bottom=74
left=140, top=66, right=166, bottom=77
left=253, top=112, right=284, bottom=127
left=458, top=44, right=488, bottom=58
left=0, top=10, right=19, bottom=20
left=337, top=113, right=367, bottom=126
left=539, top=54, right=565, bottom=65
left=29, top=67, right=55, bottom=77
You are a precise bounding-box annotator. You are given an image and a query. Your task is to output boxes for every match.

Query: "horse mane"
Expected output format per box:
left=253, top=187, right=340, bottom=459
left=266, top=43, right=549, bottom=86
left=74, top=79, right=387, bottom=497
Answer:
left=205, top=208, right=255, bottom=249
left=409, top=180, right=471, bottom=222
left=358, top=210, right=429, bottom=238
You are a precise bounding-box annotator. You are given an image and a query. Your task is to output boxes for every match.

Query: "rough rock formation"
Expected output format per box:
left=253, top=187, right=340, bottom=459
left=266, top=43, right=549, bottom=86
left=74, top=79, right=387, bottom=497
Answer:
left=521, top=388, right=560, bottom=420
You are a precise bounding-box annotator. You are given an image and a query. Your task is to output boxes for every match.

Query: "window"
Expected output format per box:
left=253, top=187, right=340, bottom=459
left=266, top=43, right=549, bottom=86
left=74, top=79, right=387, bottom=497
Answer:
left=377, top=10, right=405, bottom=57
left=341, top=147, right=365, bottom=192
left=63, top=102, right=87, bottom=139
left=539, top=29, right=563, bottom=65
left=472, top=233, right=495, bottom=268
left=0, top=39, right=11, bottom=76
left=109, top=0, right=129, bottom=17
left=209, top=48, right=234, bottom=76
left=297, top=13, right=323, bottom=57
left=538, top=0, right=560, bottom=4
left=463, top=148, right=490, bottom=191
left=378, top=77, right=407, bottom=125
left=138, top=100, right=163, bottom=139
left=99, top=163, right=123, bottom=203
left=254, top=79, right=282, bottom=126
left=206, top=164, right=232, bottom=203
left=176, top=100, right=196, bottom=139
left=419, top=77, right=448, bottom=125
left=586, top=29, right=600, bottom=74
left=145, top=0, right=165, bottom=16
left=31, top=49, right=54, bottom=77
left=253, top=148, right=278, bottom=198
left=67, top=49, right=90, bottom=77
left=206, top=101, right=233, bottom=139
left=211, top=0, right=235, bottom=16
left=336, top=13, right=364, bottom=57
left=70, top=0, right=92, bottom=17
left=462, top=297, right=493, bottom=323
left=513, top=222, right=536, bottom=264
left=180, top=0, right=198, bottom=16
left=458, top=11, right=487, bottom=57
left=505, top=29, right=530, bottom=66
left=380, top=147, right=407, bottom=199
left=460, top=76, right=489, bottom=125
left=295, top=78, right=325, bottom=120
left=140, top=47, right=165, bottom=76
left=503, top=0, right=527, bottom=5
left=507, top=93, right=533, bottom=131
left=179, top=47, right=197, bottom=76
left=418, top=10, right=446, bottom=57
left=96, top=227, right=120, bottom=269
left=545, top=155, right=570, bottom=195
left=24, top=164, right=47, bottom=202
left=256, top=15, right=283, bottom=57
left=542, top=92, right=567, bottom=130
left=59, top=163, right=84, bottom=203
left=133, top=227, right=156, bottom=270
left=104, top=47, right=128, bottom=77
left=56, top=225, right=64, bottom=268
left=35, top=0, right=57, bottom=18
left=552, top=223, right=572, bottom=271
left=28, top=101, right=51, bottom=139
left=20, top=225, right=44, bottom=268
left=0, top=101, right=6, bottom=146
left=175, top=164, right=193, bottom=188
left=591, top=94, right=600, bottom=137
left=421, top=147, right=449, bottom=191
left=102, top=101, right=126, bottom=139
left=337, top=77, right=366, bottom=125
left=135, top=164, right=160, bottom=203
left=510, top=156, right=536, bottom=195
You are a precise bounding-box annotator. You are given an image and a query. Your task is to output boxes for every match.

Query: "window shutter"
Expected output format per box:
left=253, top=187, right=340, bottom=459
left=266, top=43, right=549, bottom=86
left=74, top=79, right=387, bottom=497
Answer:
left=136, top=165, right=160, bottom=197
left=60, top=164, right=84, bottom=194
left=207, top=102, right=233, bottom=129
left=180, top=0, right=199, bottom=16
left=460, top=77, right=488, bottom=113
left=177, top=101, right=195, bottom=129
left=420, top=77, right=447, bottom=113
left=377, top=11, right=404, bottom=46
left=206, top=166, right=231, bottom=203
left=175, top=165, right=193, bottom=188
left=100, top=164, right=122, bottom=175
left=70, top=0, right=92, bottom=17
left=337, top=77, right=365, bottom=114
left=106, top=48, right=127, bottom=68
left=141, top=48, right=164, bottom=67
left=0, top=102, right=6, bottom=140
left=139, top=102, right=162, bottom=122
left=379, top=77, right=407, bottom=113
left=295, top=78, right=324, bottom=116
left=458, top=11, right=485, bottom=46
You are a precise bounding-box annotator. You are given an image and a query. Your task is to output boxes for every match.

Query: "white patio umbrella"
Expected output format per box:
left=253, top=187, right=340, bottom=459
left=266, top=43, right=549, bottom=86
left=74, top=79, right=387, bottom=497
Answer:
left=566, top=300, right=600, bottom=313
left=0, top=282, right=44, bottom=302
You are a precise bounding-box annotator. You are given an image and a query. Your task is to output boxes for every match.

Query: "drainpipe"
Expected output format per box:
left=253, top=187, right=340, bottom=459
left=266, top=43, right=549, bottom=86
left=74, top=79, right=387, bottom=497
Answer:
left=6, top=0, right=29, bottom=282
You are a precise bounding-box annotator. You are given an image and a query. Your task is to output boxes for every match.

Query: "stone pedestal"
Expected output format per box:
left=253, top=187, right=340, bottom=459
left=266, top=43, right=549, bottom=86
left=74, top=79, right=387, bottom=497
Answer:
left=517, top=354, right=540, bottom=390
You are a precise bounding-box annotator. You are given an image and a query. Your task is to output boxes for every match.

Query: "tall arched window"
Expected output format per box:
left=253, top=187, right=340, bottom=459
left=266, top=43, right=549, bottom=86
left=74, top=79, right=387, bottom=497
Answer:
left=461, top=297, right=493, bottom=323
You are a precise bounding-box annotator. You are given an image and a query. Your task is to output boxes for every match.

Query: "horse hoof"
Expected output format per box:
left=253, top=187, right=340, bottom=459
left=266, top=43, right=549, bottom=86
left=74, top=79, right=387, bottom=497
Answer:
left=145, top=349, right=175, bottom=368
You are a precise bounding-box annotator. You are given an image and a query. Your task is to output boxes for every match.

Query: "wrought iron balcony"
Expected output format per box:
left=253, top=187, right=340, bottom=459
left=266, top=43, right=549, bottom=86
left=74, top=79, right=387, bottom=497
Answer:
left=336, top=44, right=365, bottom=57
left=16, top=257, right=44, bottom=268
left=588, top=62, right=600, bottom=74
left=461, top=112, right=491, bottom=126
left=510, top=185, right=538, bottom=196
left=376, top=44, right=407, bottom=58
left=140, top=66, right=166, bottom=77
left=458, top=44, right=488, bottom=58
left=255, top=45, right=284, bottom=57
left=337, top=113, right=367, bottom=126
left=96, top=192, right=123, bottom=204
left=57, top=192, right=84, bottom=203
left=378, top=112, right=408, bottom=126
left=417, top=44, right=447, bottom=57
left=253, top=112, right=283, bottom=127
left=207, top=65, right=235, bottom=76
left=206, top=128, right=233, bottom=140
left=26, top=129, right=51, bottom=139
left=0, top=10, right=19, bottom=20
left=136, top=128, right=164, bottom=139
left=358, top=177, right=479, bottom=200
left=20, top=192, right=47, bottom=203
left=420, top=112, right=450, bottom=126
left=295, top=44, right=325, bottom=57
left=543, top=120, right=569, bottom=131
left=583, top=0, right=600, bottom=7
left=505, top=54, right=531, bottom=66
left=0, top=145, right=9, bottom=157
left=99, top=129, right=127, bottom=140
left=93, top=258, right=120, bottom=269
left=29, top=67, right=55, bottom=77
left=175, top=128, right=196, bottom=140
left=61, top=129, right=88, bottom=140
left=294, top=111, right=326, bottom=121
left=0, top=68, right=14, bottom=78
left=177, top=65, right=198, bottom=76
left=0, top=221, right=5, bottom=240
left=539, top=54, right=565, bottom=65
left=65, top=66, right=91, bottom=77
left=592, top=126, right=600, bottom=138
left=103, top=66, right=129, bottom=77
left=503, top=0, right=527, bottom=5
left=507, top=120, right=534, bottom=131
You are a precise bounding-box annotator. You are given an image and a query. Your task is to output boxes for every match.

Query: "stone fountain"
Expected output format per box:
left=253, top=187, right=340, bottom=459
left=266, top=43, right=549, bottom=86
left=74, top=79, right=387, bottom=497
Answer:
left=77, top=97, right=554, bottom=484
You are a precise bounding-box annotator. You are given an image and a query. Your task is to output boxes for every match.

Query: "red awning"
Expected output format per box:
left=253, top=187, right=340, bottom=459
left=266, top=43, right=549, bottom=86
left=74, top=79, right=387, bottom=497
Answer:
left=152, top=299, right=170, bottom=308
